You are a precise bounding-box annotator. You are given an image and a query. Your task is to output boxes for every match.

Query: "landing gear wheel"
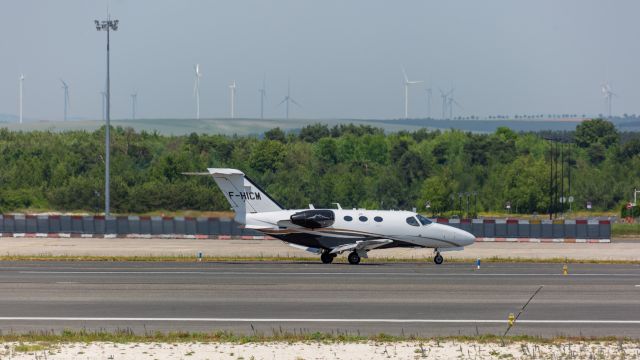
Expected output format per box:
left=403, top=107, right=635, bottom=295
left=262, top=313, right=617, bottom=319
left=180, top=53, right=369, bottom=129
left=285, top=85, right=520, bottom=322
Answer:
left=348, top=251, right=361, bottom=265
left=434, top=253, right=444, bottom=265
left=320, top=252, right=335, bottom=264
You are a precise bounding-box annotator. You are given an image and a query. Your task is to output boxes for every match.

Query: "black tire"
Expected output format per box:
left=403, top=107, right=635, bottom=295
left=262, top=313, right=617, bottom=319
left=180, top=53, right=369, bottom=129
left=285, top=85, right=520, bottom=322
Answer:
left=434, top=253, right=444, bottom=265
left=348, top=251, right=361, bottom=265
left=320, top=252, right=334, bottom=264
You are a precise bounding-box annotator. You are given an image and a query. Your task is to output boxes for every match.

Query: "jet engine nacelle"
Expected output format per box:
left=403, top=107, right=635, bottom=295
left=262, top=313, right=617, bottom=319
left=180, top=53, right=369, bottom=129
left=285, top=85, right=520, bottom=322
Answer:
left=290, top=210, right=335, bottom=228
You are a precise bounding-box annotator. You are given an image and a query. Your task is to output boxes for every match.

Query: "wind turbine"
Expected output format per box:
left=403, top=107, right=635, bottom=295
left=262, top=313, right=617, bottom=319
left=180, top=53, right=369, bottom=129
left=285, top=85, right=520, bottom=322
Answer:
left=130, top=92, right=137, bottom=120
left=19, top=74, right=24, bottom=124
left=278, top=79, right=301, bottom=120
left=447, top=90, right=463, bottom=119
left=402, top=68, right=423, bottom=119
left=229, top=81, right=236, bottom=119
left=601, top=82, right=616, bottom=119
left=258, top=75, right=267, bottom=119
left=439, top=88, right=448, bottom=119
left=60, top=79, right=69, bottom=121
left=193, top=64, right=202, bottom=119
left=425, top=88, right=433, bottom=118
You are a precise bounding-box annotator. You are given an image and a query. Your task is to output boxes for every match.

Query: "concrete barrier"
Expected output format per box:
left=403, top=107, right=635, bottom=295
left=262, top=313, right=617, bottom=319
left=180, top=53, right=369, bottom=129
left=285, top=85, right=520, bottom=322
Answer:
left=0, top=214, right=612, bottom=241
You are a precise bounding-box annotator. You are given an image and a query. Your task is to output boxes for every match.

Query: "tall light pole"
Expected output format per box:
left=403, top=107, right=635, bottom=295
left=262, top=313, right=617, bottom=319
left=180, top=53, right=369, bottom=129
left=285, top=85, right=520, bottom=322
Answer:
left=95, top=16, right=118, bottom=216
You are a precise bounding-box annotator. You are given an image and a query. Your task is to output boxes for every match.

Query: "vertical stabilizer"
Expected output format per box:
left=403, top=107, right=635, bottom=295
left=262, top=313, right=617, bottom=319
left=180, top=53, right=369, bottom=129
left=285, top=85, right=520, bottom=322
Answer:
left=206, top=168, right=283, bottom=224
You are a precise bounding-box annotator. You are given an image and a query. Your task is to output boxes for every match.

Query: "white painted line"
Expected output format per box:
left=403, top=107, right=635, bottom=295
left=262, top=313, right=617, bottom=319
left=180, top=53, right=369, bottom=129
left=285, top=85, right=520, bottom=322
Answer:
left=0, top=317, right=638, bottom=324
left=16, top=271, right=640, bottom=277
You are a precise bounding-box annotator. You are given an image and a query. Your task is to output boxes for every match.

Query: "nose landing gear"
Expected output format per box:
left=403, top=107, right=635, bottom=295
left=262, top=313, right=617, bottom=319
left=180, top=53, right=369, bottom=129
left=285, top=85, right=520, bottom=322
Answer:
left=433, top=252, right=444, bottom=265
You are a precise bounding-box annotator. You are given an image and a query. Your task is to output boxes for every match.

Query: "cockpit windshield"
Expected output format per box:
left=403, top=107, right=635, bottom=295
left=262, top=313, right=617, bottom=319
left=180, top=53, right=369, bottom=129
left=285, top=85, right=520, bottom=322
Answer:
left=416, top=214, right=432, bottom=225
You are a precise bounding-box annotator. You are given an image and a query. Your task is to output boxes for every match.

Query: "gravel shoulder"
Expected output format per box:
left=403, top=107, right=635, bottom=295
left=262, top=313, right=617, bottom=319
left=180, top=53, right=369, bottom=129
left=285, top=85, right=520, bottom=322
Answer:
left=3, top=340, right=640, bottom=360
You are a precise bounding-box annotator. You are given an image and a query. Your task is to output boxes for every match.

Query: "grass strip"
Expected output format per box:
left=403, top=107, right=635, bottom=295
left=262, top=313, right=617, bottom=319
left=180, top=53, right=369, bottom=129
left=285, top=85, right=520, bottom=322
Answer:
left=612, top=223, right=640, bottom=236
left=0, top=254, right=638, bottom=264
left=0, top=329, right=634, bottom=345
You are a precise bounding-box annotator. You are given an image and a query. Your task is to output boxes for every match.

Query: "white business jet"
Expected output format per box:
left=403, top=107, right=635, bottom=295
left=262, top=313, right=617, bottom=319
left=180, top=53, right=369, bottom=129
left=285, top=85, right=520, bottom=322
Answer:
left=187, top=168, right=475, bottom=265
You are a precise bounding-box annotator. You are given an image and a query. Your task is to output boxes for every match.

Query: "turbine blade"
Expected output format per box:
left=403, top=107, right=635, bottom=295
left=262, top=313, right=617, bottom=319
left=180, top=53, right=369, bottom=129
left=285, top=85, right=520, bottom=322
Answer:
left=290, top=97, right=302, bottom=107
left=402, top=67, right=409, bottom=83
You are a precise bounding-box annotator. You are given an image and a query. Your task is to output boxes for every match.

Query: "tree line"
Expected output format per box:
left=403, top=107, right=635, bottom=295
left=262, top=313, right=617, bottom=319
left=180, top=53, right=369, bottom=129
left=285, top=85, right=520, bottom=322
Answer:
left=0, top=119, right=638, bottom=216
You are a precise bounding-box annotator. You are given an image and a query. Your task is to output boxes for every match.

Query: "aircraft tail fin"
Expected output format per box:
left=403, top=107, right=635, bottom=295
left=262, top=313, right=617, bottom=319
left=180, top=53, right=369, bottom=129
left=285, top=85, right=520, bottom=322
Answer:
left=202, top=168, right=283, bottom=224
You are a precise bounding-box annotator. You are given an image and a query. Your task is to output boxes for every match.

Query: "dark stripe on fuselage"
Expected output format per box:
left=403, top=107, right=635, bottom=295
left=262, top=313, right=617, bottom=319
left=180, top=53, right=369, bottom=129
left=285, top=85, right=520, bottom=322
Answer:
left=243, top=174, right=285, bottom=210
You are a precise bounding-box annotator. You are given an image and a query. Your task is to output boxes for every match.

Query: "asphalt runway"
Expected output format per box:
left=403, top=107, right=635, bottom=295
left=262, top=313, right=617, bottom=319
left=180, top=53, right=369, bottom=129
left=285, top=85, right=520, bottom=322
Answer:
left=0, top=261, right=639, bottom=338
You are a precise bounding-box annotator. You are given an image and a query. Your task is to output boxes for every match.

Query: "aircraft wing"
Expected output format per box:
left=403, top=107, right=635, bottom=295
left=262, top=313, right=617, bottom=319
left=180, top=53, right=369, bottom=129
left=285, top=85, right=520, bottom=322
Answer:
left=275, top=220, right=365, bottom=239
left=329, top=239, right=393, bottom=255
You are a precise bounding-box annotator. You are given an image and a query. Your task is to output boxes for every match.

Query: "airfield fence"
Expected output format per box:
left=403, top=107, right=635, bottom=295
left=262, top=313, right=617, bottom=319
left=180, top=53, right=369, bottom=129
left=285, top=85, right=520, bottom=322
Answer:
left=0, top=214, right=611, bottom=241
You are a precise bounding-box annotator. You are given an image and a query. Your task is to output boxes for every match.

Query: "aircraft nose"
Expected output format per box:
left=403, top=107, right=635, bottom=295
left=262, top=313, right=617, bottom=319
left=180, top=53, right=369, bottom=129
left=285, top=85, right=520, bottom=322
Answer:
left=456, top=228, right=476, bottom=246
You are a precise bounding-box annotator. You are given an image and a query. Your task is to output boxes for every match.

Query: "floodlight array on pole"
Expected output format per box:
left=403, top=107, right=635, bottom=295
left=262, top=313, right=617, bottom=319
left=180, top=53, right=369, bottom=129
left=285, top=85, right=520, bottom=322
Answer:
left=94, top=16, right=118, bottom=216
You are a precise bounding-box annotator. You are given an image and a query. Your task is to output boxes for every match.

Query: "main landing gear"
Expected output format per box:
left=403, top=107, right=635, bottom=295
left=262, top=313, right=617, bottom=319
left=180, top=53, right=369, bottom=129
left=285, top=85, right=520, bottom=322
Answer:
left=321, top=251, right=361, bottom=265
left=320, top=252, right=336, bottom=264
left=347, top=251, right=361, bottom=265
left=433, top=252, right=444, bottom=265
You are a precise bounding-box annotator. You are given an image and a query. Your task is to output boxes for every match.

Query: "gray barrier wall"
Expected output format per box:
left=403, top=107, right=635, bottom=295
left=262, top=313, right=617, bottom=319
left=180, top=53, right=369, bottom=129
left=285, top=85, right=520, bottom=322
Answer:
left=0, top=215, right=612, bottom=239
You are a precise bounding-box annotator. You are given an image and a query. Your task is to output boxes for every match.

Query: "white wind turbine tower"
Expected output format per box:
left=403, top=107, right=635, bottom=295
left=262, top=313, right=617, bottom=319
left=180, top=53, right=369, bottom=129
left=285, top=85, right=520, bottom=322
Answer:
left=131, top=92, right=138, bottom=120
left=60, top=79, right=70, bottom=121
left=439, top=88, right=448, bottom=119
left=258, top=75, right=267, bottom=119
left=447, top=89, right=463, bottom=119
left=229, top=81, right=236, bottom=119
left=425, top=88, right=433, bottom=118
left=193, top=64, right=202, bottom=119
left=402, top=68, right=423, bottom=119
left=601, top=82, right=615, bottom=119
left=19, top=74, right=24, bottom=124
left=278, top=79, right=300, bottom=120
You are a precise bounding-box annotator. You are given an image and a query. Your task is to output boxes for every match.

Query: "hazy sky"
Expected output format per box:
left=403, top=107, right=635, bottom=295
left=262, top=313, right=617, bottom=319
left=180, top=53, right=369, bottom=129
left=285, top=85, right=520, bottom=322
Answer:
left=1, top=0, right=639, bottom=121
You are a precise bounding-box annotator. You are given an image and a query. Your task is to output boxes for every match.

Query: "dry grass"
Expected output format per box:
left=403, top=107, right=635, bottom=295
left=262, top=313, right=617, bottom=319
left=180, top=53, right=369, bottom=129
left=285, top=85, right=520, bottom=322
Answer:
left=0, top=328, right=631, bottom=345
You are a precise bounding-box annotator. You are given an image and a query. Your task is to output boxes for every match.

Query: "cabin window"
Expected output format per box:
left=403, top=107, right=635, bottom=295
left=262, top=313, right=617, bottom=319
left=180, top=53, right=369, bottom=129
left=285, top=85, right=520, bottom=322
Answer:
left=344, top=216, right=353, bottom=222
left=416, top=214, right=432, bottom=225
left=406, top=216, right=419, bottom=227
left=374, top=216, right=383, bottom=222
left=359, top=216, right=368, bottom=222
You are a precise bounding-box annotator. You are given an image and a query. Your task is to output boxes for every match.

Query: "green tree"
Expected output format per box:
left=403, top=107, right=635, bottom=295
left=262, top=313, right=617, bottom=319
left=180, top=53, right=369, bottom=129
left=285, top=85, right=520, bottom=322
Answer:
left=575, top=119, right=618, bottom=148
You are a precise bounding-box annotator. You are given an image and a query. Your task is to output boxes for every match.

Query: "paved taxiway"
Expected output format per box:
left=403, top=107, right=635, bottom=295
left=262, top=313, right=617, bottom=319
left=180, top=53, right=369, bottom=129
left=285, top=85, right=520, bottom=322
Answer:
left=0, top=261, right=639, bottom=337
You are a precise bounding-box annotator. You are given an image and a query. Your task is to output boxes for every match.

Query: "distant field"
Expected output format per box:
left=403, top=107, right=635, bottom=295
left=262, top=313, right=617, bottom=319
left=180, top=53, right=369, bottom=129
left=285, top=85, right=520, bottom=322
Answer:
left=2, top=116, right=625, bottom=136
left=0, top=118, right=419, bottom=136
